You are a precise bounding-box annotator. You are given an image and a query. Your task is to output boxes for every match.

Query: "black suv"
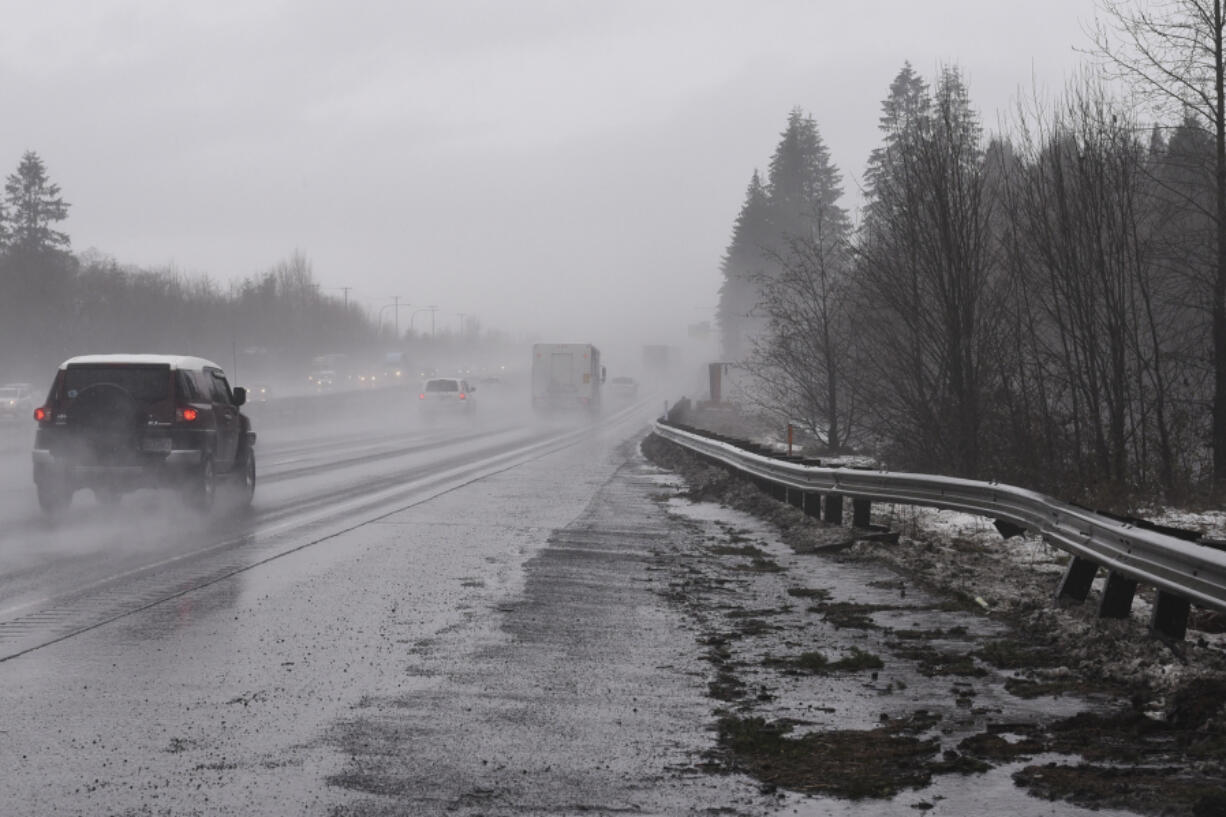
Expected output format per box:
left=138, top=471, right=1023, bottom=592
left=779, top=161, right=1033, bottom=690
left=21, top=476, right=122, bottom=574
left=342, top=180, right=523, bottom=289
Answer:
left=31, top=354, right=256, bottom=513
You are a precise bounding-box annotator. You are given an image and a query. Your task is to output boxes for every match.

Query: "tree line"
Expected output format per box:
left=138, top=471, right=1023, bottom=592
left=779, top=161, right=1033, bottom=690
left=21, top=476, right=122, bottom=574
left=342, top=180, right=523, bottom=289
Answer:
left=0, top=152, right=415, bottom=385
left=716, top=1, right=1226, bottom=506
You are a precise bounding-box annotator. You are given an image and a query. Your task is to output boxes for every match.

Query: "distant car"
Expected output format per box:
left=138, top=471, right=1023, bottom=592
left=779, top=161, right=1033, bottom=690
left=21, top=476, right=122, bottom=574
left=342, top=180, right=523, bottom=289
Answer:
left=418, top=377, right=476, bottom=417
left=308, top=370, right=336, bottom=390
left=0, top=382, right=36, bottom=420
left=609, top=376, right=639, bottom=398
left=31, top=354, right=256, bottom=513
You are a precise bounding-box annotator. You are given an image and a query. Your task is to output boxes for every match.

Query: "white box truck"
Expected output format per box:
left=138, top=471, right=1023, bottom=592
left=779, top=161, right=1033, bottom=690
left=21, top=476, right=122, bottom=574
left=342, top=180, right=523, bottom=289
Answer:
left=531, top=343, right=605, bottom=414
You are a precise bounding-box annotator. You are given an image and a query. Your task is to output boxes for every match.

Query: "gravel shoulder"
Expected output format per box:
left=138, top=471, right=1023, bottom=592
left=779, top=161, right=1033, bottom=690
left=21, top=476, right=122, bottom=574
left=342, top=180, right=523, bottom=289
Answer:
left=642, top=431, right=1226, bottom=816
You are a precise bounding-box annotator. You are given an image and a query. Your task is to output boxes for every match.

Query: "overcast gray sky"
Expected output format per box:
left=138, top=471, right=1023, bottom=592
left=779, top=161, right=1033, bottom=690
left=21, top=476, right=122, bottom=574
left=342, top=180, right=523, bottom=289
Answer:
left=0, top=0, right=1102, bottom=346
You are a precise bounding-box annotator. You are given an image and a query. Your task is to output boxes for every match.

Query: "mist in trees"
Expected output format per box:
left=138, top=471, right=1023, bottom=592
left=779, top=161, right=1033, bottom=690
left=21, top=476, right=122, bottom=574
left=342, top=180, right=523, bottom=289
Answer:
left=724, top=110, right=858, bottom=451
left=0, top=151, right=77, bottom=376
left=857, top=66, right=998, bottom=476
left=0, top=153, right=465, bottom=387
left=64, top=250, right=380, bottom=382
left=716, top=170, right=771, bottom=363
left=717, top=43, right=1226, bottom=504
left=1092, top=0, right=1226, bottom=488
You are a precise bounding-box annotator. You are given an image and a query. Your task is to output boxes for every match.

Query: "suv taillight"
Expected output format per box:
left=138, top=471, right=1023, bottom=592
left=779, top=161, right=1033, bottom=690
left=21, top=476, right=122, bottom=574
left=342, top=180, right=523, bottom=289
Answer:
left=177, top=406, right=199, bottom=422
left=33, top=406, right=48, bottom=423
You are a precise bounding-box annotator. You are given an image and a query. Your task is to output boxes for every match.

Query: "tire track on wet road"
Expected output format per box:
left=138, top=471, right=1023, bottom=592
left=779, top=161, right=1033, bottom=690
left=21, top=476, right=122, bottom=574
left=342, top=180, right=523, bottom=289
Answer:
left=0, top=405, right=652, bottom=662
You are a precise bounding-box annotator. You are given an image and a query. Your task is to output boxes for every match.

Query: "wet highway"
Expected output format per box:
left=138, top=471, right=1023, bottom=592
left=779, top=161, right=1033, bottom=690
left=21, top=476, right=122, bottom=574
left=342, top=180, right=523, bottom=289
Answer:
left=0, top=386, right=737, bottom=815
left=0, top=386, right=1145, bottom=816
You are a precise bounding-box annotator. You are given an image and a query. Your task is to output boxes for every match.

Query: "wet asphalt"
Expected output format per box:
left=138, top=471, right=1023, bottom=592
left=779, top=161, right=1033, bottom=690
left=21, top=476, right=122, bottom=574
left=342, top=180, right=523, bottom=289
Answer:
left=0, top=401, right=767, bottom=815
left=0, top=399, right=1148, bottom=815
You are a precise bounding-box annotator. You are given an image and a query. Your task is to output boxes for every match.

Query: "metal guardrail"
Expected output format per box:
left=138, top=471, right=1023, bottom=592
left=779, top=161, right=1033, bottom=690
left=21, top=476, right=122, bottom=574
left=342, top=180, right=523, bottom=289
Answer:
left=653, top=419, right=1226, bottom=637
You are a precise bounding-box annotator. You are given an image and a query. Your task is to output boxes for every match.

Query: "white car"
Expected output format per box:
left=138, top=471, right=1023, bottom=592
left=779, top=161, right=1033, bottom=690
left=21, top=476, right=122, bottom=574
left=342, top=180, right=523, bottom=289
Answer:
left=0, top=382, right=35, bottom=420
left=609, top=376, right=639, bottom=399
left=418, top=377, right=477, bottom=417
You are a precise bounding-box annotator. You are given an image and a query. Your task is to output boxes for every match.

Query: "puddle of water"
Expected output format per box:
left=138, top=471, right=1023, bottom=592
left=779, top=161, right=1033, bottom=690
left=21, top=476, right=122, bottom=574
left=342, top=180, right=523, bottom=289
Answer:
left=776, top=754, right=1142, bottom=816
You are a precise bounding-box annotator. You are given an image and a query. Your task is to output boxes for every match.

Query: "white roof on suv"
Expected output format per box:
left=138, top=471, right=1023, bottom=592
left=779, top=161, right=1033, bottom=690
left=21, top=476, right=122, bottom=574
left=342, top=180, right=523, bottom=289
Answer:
left=424, top=377, right=469, bottom=389
left=58, top=354, right=223, bottom=371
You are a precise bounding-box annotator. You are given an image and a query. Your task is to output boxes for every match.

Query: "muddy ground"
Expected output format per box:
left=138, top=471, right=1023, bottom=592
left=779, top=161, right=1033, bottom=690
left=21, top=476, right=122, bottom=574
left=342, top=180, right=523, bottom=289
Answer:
left=641, top=432, right=1226, bottom=816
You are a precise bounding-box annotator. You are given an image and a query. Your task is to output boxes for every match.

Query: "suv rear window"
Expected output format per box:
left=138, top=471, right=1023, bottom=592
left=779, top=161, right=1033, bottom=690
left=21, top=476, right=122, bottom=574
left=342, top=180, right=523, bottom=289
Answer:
left=425, top=379, right=459, bottom=392
left=62, top=365, right=171, bottom=404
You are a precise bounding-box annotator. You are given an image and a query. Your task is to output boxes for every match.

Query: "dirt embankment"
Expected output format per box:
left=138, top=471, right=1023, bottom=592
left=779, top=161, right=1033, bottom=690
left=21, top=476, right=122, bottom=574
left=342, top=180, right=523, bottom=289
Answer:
left=642, top=431, right=1226, bottom=816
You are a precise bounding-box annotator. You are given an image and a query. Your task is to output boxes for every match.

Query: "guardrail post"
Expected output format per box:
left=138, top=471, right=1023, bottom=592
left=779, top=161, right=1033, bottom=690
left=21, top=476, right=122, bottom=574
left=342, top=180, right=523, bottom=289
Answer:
left=1150, top=592, right=1191, bottom=641
left=1054, top=556, right=1098, bottom=604
left=1098, top=571, right=1138, bottom=619
left=787, top=486, right=805, bottom=511
left=852, top=498, right=871, bottom=527
left=825, top=493, right=843, bottom=524
left=761, top=478, right=785, bottom=503
left=802, top=491, right=821, bottom=519
left=994, top=519, right=1026, bottom=539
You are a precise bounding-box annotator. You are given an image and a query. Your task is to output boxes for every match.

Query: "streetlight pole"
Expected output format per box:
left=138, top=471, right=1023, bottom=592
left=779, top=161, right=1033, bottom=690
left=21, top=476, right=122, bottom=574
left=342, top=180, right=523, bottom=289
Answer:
left=410, top=305, right=438, bottom=335
left=379, top=298, right=410, bottom=338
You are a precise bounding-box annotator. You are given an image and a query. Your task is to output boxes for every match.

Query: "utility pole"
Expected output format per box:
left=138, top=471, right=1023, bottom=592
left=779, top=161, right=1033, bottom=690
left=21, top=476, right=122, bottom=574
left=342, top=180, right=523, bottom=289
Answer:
left=340, top=286, right=351, bottom=309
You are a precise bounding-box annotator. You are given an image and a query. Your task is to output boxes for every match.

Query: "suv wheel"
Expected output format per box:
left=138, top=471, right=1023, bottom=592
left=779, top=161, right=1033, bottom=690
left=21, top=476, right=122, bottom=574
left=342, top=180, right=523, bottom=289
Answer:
left=235, top=448, right=255, bottom=508
left=184, top=456, right=216, bottom=512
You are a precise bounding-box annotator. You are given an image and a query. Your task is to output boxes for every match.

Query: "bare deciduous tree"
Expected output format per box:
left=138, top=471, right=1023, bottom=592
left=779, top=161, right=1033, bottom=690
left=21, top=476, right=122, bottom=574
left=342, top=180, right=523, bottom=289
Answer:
left=1002, top=77, right=1192, bottom=498
left=740, top=111, right=855, bottom=450
left=1092, top=0, right=1226, bottom=486
left=748, top=213, right=856, bottom=451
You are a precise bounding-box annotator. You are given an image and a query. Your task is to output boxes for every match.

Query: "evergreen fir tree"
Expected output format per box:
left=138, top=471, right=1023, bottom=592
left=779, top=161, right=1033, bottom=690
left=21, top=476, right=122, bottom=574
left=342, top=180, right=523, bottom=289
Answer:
left=716, top=170, right=771, bottom=360
left=767, top=108, right=846, bottom=244
left=0, top=190, right=8, bottom=250
left=5, top=151, right=70, bottom=254
left=0, top=151, right=75, bottom=373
